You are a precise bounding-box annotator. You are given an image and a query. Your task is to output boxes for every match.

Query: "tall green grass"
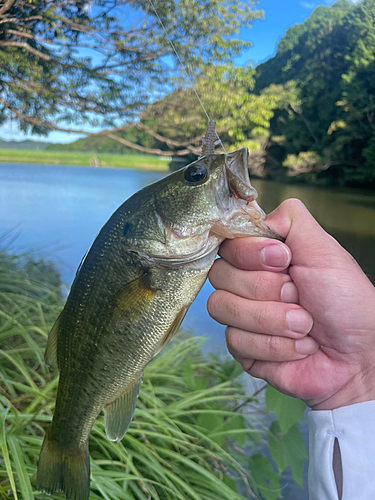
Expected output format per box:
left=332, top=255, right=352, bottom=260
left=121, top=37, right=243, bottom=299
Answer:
left=0, top=245, right=305, bottom=500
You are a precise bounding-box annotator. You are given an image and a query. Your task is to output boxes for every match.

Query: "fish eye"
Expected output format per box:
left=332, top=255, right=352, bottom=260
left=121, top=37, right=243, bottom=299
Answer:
left=184, top=164, right=207, bottom=185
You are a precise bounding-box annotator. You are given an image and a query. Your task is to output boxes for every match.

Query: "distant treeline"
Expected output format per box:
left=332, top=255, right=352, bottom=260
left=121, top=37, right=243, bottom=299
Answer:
left=47, top=0, right=375, bottom=188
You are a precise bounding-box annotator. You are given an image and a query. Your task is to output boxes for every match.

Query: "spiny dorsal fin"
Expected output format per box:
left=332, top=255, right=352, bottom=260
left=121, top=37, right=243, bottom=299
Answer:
left=45, top=312, right=62, bottom=370
left=104, top=376, right=142, bottom=442
left=200, top=120, right=216, bottom=157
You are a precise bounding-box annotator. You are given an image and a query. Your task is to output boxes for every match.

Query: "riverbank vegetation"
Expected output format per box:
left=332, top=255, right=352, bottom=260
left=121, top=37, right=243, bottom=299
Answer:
left=0, top=150, right=169, bottom=171
left=45, top=0, right=375, bottom=189
left=0, top=247, right=307, bottom=499
left=0, top=0, right=261, bottom=156
left=3, top=1, right=373, bottom=187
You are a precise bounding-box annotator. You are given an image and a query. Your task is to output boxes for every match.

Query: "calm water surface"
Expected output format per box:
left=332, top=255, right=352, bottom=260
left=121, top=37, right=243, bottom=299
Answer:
left=1, top=162, right=375, bottom=499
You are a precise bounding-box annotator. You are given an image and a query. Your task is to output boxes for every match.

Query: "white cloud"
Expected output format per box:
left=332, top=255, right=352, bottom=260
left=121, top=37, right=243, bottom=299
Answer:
left=300, top=1, right=316, bottom=8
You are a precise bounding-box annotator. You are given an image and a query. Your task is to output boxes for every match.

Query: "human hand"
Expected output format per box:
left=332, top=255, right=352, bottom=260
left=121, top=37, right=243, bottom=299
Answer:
left=207, top=199, right=375, bottom=410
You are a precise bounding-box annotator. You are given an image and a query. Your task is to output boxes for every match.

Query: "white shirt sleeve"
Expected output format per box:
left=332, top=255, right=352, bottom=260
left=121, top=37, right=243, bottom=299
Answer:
left=308, top=400, right=375, bottom=500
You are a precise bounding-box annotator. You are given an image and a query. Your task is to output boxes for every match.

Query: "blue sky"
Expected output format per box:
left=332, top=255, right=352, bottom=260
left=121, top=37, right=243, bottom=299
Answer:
left=1, top=0, right=346, bottom=144
left=236, top=0, right=336, bottom=66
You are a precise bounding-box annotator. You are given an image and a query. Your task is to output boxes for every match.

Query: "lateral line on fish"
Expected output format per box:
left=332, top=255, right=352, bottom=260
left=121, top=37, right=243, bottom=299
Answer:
left=148, top=0, right=227, bottom=154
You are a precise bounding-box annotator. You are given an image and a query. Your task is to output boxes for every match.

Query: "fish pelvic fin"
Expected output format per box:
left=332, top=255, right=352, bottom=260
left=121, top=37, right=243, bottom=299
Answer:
left=36, top=427, right=90, bottom=500
left=104, top=376, right=142, bottom=442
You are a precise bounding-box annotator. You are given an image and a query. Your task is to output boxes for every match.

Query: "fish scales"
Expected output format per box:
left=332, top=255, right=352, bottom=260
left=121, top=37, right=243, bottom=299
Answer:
left=37, top=149, right=282, bottom=500
left=49, top=199, right=213, bottom=449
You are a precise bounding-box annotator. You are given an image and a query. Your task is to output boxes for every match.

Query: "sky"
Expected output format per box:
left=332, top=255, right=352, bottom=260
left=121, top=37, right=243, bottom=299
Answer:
left=236, top=0, right=336, bottom=66
left=0, top=0, right=347, bottom=144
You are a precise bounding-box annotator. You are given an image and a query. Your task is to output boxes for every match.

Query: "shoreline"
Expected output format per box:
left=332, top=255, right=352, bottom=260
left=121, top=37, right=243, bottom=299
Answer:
left=2, top=150, right=374, bottom=194
left=0, top=148, right=170, bottom=171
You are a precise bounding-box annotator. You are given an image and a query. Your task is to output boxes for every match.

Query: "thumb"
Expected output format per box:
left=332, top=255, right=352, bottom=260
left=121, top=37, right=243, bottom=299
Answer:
left=265, top=199, right=346, bottom=269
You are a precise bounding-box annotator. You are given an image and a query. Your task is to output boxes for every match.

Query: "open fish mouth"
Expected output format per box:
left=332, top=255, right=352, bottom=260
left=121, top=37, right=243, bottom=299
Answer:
left=221, top=148, right=284, bottom=242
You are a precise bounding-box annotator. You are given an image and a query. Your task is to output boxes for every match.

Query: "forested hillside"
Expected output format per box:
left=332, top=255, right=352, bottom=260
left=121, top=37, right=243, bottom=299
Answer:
left=256, top=0, right=375, bottom=187
left=47, top=0, right=375, bottom=188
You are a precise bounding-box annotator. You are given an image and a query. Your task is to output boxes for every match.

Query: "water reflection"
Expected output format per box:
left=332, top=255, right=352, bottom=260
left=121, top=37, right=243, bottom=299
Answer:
left=1, top=163, right=374, bottom=336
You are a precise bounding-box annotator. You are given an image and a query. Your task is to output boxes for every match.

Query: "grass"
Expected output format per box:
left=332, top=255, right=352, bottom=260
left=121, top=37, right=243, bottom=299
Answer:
left=0, top=149, right=170, bottom=171
left=0, top=244, right=284, bottom=500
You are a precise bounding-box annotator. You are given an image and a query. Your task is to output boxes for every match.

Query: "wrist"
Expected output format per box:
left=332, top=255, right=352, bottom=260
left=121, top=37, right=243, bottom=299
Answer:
left=311, top=370, right=375, bottom=411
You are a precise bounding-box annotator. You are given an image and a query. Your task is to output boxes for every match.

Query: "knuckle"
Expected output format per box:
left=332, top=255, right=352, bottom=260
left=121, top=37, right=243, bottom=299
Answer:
left=225, top=327, right=245, bottom=358
left=232, top=242, right=249, bottom=268
left=281, top=198, right=307, bottom=214
left=226, top=297, right=242, bottom=320
left=225, top=326, right=236, bottom=350
left=207, top=261, right=219, bottom=287
left=252, top=303, right=269, bottom=331
left=206, top=290, right=223, bottom=318
left=267, top=335, right=282, bottom=357
left=251, top=274, right=268, bottom=301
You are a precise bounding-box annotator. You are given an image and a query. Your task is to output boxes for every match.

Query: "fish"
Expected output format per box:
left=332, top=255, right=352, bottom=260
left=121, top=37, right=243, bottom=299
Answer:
left=36, top=146, right=282, bottom=500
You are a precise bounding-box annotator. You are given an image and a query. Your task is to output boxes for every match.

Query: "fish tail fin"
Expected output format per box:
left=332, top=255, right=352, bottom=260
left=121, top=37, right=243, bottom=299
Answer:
left=36, top=428, right=90, bottom=500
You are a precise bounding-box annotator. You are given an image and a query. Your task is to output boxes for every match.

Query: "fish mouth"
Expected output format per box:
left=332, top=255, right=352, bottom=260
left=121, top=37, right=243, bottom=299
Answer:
left=217, top=148, right=284, bottom=242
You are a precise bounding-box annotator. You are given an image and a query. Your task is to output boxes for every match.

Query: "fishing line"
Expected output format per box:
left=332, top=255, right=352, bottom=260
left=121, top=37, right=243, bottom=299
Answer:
left=148, top=0, right=227, bottom=154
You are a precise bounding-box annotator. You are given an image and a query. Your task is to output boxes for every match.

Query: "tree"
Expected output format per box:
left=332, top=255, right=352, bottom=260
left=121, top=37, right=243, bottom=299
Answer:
left=122, top=65, right=286, bottom=158
left=0, top=0, right=261, bottom=153
left=47, top=64, right=297, bottom=176
left=255, top=0, right=375, bottom=187
left=134, top=66, right=300, bottom=176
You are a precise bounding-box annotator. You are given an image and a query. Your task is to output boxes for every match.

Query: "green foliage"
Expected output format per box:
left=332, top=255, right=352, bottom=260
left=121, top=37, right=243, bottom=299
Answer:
left=282, top=151, right=322, bottom=176
left=0, top=0, right=261, bottom=138
left=268, top=422, right=307, bottom=488
left=94, top=65, right=297, bottom=162
left=45, top=65, right=298, bottom=163
left=4, top=0, right=375, bottom=188
left=255, top=0, right=375, bottom=188
left=0, top=247, right=307, bottom=499
left=265, top=386, right=306, bottom=435
left=248, top=455, right=281, bottom=500
left=265, top=386, right=307, bottom=491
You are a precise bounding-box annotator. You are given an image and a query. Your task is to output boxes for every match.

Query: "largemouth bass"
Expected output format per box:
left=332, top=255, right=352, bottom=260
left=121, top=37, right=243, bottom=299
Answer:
left=36, top=148, right=281, bottom=500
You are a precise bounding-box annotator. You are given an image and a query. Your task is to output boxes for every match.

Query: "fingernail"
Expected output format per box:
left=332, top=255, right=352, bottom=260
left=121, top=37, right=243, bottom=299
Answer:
left=295, top=336, right=319, bottom=355
left=281, top=282, right=299, bottom=303
left=287, top=309, right=313, bottom=334
left=261, top=245, right=290, bottom=268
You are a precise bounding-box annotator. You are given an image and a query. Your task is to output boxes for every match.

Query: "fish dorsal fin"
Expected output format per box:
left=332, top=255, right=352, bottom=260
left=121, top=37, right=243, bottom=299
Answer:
left=155, top=306, right=188, bottom=356
left=104, top=376, right=142, bottom=442
left=44, top=312, right=62, bottom=370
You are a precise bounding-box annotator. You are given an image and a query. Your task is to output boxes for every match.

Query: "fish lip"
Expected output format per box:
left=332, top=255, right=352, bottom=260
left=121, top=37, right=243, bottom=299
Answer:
left=225, top=148, right=258, bottom=202
left=223, top=148, right=285, bottom=242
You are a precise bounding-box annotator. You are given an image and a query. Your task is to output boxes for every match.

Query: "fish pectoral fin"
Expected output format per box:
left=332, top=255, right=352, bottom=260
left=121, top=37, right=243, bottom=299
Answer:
left=104, top=376, right=142, bottom=442
left=107, top=273, right=159, bottom=322
left=155, top=306, right=188, bottom=356
left=44, top=312, right=62, bottom=370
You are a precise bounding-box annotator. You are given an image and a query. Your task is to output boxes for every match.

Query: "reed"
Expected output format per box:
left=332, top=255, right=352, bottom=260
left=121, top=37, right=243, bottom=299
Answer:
left=0, top=246, right=278, bottom=500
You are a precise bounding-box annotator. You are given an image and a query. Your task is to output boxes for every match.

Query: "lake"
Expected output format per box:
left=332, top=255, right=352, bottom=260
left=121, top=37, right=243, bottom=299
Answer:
left=1, top=162, right=375, bottom=499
